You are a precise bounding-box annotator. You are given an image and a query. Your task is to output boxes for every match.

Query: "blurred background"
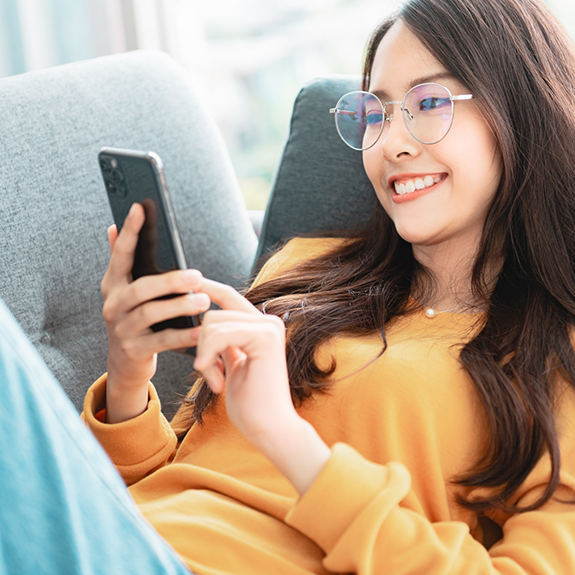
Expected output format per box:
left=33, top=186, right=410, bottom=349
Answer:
left=0, top=0, right=573, bottom=210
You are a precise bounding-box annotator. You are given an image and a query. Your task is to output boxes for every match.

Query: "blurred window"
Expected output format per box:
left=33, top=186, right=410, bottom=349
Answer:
left=0, top=0, right=573, bottom=208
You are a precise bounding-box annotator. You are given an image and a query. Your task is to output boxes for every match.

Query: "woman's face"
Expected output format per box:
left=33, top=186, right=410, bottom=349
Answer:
left=363, top=21, right=502, bottom=253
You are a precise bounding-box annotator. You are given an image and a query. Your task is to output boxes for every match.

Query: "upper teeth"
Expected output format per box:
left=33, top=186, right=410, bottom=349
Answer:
left=394, top=176, right=442, bottom=195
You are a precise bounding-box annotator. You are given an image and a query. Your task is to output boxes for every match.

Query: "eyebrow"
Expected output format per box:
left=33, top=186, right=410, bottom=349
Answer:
left=371, top=71, right=456, bottom=102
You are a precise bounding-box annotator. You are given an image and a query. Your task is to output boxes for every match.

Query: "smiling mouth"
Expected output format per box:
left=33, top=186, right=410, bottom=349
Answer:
left=393, top=175, right=446, bottom=195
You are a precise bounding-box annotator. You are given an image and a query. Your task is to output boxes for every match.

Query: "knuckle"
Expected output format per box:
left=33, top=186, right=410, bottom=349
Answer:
left=120, top=339, right=139, bottom=360
left=270, top=315, right=286, bottom=341
left=137, top=303, right=154, bottom=326
left=268, top=314, right=286, bottom=331
left=162, top=272, right=185, bottom=294
left=130, top=281, right=144, bottom=302
left=102, top=300, right=117, bottom=323
left=152, top=329, right=167, bottom=348
left=224, top=285, right=240, bottom=301
left=131, top=280, right=154, bottom=306
left=173, top=272, right=187, bottom=290
left=217, top=284, right=235, bottom=304
left=202, top=310, right=215, bottom=324
left=257, top=314, right=285, bottom=343
left=155, top=328, right=178, bottom=349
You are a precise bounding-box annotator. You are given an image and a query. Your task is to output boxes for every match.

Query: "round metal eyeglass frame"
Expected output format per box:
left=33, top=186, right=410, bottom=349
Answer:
left=329, top=83, right=474, bottom=151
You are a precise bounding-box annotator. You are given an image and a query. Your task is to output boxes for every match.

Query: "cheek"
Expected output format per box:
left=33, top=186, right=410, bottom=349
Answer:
left=451, top=138, right=501, bottom=205
left=362, top=148, right=379, bottom=183
left=362, top=148, right=388, bottom=196
left=363, top=150, right=393, bottom=211
left=450, top=113, right=502, bottom=188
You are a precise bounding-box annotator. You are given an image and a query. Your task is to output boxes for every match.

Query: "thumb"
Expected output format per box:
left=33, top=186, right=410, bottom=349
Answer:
left=107, top=224, right=119, bottom=254
left=221, top=346, right=247, bottom=376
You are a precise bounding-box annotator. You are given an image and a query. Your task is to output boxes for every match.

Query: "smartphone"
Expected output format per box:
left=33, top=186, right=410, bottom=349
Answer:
left=98, top=147, right=201, bottom=334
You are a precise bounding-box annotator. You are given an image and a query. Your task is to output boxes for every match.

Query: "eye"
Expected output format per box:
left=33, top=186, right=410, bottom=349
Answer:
left=418, top=96, right=450, bottom=112
left=365, top=110, right=383, bottom=125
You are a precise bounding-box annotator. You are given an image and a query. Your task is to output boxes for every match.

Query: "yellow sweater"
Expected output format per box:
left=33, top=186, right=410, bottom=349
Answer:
left=84, top=237, right=575, bottom=575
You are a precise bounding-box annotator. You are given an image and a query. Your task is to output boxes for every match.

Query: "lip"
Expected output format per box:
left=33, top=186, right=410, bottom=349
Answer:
left=388, top=173, right=447, bottom=204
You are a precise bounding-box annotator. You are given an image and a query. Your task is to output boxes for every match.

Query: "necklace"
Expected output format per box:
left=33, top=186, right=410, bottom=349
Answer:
left=412, top=295, right=477, bottom=319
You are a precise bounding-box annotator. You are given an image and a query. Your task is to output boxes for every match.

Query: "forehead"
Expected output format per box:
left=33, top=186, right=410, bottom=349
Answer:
left=369, top=20, right=448, bottom=95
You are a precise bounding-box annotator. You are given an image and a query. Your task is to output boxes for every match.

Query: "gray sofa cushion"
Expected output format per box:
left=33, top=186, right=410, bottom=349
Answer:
left=0, top=50, right=257, bottom=413
left=256, top=76, right=378, bottom=263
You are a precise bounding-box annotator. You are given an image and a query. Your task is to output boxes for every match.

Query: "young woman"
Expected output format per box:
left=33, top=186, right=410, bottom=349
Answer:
left=3, top=0, right=574, bottom=573
left=88, top=0, right=575, bottom=572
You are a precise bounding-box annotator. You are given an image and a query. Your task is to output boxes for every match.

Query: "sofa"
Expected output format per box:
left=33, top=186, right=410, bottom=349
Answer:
left=0, top=50, right=376, bottom=415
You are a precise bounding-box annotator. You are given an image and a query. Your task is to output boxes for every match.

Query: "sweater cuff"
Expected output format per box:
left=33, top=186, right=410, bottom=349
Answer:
left=82, top=374, right=177, bottom=483
left=285, top=443, right=411, bottom=553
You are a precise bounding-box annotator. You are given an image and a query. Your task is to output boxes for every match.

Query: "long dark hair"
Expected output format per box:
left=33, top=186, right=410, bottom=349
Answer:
left=183, top=0, right=575, bottom=514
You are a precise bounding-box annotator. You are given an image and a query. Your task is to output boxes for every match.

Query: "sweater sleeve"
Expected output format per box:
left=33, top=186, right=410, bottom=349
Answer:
left=85, top=238, right=343, bottom=475
left=82, top=374, right=177, bottom=486
left=286, top=442, right=575, bottom=574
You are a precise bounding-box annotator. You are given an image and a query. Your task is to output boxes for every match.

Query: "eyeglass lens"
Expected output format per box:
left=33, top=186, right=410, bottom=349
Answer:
left=334, top=84, right=455, bottom=150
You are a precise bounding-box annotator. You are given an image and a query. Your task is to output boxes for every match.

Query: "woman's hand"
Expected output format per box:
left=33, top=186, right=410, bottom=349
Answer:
left=101, top=203, right=331, bottom=491
left=192, top=278, right=332, bottom=495
left=100, top=204, right=211, bottom=423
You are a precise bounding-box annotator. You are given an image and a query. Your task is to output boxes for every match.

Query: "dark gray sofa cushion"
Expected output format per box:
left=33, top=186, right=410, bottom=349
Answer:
left=256, top=76, right=378, bottom=264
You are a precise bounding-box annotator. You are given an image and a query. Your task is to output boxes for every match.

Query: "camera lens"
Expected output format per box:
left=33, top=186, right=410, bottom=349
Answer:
left=106, top=181, right=118, bottom=194
left=110, top=169, right=123, bottom=183
left=100, top=157, right=112, bottom=172
left=101, top=155, right=127, bottom=196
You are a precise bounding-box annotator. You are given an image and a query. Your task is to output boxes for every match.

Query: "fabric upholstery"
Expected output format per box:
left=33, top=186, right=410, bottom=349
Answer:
left=0, top=50, right=257, bottom=412
left=255, top=76, right=378, bottom=264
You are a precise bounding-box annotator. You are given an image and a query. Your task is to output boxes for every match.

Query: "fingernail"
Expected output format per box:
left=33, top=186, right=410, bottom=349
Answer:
left=128, top=203, right=137, bottom=217
left=189, top=293, right=209, bottom=306
left=183, top=269, right=201, bottom=284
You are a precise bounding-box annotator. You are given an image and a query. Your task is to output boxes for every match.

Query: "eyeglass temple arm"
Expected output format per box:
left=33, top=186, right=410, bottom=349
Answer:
left=330, top=98, right=402, bottom=114
left=330, top=108, right=359, bottom=115
left=451, top=94, right=473, bottom=101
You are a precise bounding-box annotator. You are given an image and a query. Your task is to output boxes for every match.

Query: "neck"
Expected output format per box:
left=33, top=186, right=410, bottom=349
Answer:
left=411, top=233, right=497, bottom=311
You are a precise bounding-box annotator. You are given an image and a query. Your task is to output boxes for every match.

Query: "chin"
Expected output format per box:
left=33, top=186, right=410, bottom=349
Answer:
left=393, top=223, right=436, bottom=246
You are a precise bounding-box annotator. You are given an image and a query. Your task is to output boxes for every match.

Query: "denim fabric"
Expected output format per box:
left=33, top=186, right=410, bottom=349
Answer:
left=0, top=299, right=192, bottom=575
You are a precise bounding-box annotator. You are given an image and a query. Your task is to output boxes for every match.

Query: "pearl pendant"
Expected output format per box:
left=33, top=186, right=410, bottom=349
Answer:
left=425, top=308, right=436, bottom=319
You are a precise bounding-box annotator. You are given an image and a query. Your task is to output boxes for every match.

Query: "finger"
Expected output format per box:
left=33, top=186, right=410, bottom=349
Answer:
left=219, top=346, right=246, bottom=380
left=200, top=362, right=226, bottom=394
left=102, top=268, right=206, bottom=326
left=107, top=224, right=119, bottom=254
left=117, top=292, right=210, bottom=335
left=107, top=203, right=146, bottom=283
left=124, top=269, right=206, bottom=310
left=122, top=326, right=202, bottom=359
left=220, top=345, right=245, bottom=366
left=191, top=277, right=259, bottom=315
left=204, top=348, right=246, bottom=395
left=195, top=316, right=284, bottom=371
left=201, top=309, right=268, bottom=325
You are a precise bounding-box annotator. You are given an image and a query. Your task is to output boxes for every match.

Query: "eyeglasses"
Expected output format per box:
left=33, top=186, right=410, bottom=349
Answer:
left=330, top=83, right=473, bottom=151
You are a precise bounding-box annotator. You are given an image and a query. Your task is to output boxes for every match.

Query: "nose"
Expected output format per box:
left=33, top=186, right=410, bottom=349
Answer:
left=378, top=107, right=421, bottom=160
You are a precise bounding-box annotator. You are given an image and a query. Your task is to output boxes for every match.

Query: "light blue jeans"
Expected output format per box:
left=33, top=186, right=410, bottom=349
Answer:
left=0, top=299, right=192, bottom=575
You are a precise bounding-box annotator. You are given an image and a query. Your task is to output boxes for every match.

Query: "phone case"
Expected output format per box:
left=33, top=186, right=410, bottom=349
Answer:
left=98, top=147, right=200, bottom=333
